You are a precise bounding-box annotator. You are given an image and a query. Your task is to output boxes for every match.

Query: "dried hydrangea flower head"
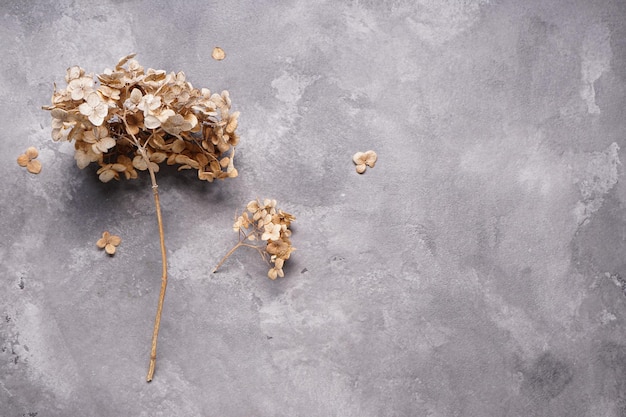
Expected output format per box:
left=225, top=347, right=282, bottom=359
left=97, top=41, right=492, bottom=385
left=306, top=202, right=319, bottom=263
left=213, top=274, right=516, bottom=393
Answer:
left=96, top=231, right=121, bottom=255
left=353, top=150, right=377, bottom=174
left=42, top=54, right=242, bottom=382
left=43, top=53, right=239, bottom=183
left=214, top=198, right=296, bottom=280
left=17, top=147, right=42, bottom=174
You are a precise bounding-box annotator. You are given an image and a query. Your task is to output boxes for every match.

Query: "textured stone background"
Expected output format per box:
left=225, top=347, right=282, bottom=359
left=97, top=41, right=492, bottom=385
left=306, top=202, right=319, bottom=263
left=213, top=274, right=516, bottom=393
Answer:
left=2, top=0, right=626, bottom=416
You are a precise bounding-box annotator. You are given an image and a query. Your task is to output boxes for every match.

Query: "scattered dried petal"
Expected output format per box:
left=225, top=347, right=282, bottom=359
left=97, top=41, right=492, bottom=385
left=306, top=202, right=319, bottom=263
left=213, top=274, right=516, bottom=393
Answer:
left=97, top=231, right=121, bottom=255
left=212, top=47, right=226, bottom=61
left=17, top=147, right=42, bottom=174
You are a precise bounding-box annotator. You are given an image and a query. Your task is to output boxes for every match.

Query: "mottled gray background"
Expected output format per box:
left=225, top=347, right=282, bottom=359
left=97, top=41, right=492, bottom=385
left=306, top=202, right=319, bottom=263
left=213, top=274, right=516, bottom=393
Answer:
left=2, top=0, right=626, bottom=416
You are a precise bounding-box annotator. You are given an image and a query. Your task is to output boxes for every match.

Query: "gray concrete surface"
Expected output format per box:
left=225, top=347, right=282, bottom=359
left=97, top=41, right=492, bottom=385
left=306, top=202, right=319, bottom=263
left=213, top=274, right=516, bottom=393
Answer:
left=2, top=0, right=626, bottom=416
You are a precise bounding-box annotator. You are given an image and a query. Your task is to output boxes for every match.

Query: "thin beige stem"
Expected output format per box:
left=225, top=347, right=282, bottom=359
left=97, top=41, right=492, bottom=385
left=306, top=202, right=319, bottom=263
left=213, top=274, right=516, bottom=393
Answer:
left=213, top=241, right=245, bottom=273
left=140, top=148, right=168, bottom=383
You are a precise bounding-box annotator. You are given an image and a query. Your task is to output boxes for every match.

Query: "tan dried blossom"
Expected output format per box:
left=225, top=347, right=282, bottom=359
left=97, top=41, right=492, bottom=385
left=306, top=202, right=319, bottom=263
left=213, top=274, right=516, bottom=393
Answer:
left=353, top=150, right=377, bottom=174
left=79, top=92, right=108, bottom=126
left=214, top=199, right=295, bottom=280
left=67, top=76, right=94, bottom=101
left=17, top=147, right=42, bottom=174
left=83, top=126, right=116, bottom=154
left=96, top=231, right=121, bottom=255
left=212, top=47, right=226, bottom=61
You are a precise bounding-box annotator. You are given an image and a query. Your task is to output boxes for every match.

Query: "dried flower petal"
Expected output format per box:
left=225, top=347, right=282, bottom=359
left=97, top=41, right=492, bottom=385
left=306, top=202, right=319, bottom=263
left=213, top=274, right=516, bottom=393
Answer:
left=97, top=231, right=121, bottom=255
left=17, top=147, right=42, bottom=174
left=212, top=47, right=226, bottom=61
left=353, top=150, right=377, bottom=174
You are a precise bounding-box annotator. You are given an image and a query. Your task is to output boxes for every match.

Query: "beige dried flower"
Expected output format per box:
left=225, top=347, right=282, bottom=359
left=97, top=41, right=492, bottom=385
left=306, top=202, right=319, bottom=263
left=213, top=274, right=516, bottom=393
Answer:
left=212, top=47, right=226, bottom=61
left=214, top=199, right=296, bottom=279
left=353, top=150, right=377, bottom=174
left=96, top=231, right=121, bottom=255
left=79, top=92, right=108, bottom=126
left=17, top=147, right=42, bottom=174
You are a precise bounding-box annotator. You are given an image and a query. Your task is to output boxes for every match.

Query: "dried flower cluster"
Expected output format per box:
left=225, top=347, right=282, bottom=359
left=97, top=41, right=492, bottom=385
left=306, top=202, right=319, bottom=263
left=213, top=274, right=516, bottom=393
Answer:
left=96, top=231, right=121, bottom=255
left=43, top=53, right=239, bottom=183
left=353, top=150, right=377, bottom=174
left=215, top=199, right=295, bottom=279
left=17, top=147, right=42, bottom=174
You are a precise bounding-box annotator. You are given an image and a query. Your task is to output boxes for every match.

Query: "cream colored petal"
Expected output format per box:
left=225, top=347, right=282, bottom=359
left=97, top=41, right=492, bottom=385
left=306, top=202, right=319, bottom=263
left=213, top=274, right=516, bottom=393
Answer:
left=100, top=137, right=116, bottom=151
left=212, top=47, right=226, bottom=61
left=268, top=268, right=278, bottom=280
left=17, top=154, right=29, bottom=167
left=74, top=150, right=91, bottom=169
left=25, top=147, right=39, bottom=159
left=78, top=102, right=93, bottom=117
left=85, top=92, right=100, bottom=107
left=274, top=258, right=284, bottom=269
left=27, top=160, right=42, bottom=174
left=99, top=169, right=116, bottom=183
left=353, top=152, right=365, bottom=164
left=364, top=150, right=377, bottom=167
left=88, top=112, right=105, bottom=126
left=150, top=152, right=167, bottom=163
left=94, top=103, right=109, bottom=119
left=96, top=237, right=107, bottom=248
left=130, top=88, right=143, bottom=103
left=108, top=235, right=121, bottom=246
left=356, top=164, right=366, bottom=174
left=111, top=163, right=126, bottom=172
left=104, top=243, right=116, bottom=255
left=144, top=115, right=161, bottom=129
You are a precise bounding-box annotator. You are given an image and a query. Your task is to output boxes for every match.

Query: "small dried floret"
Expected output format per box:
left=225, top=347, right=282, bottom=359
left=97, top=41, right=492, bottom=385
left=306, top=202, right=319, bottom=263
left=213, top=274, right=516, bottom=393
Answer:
left=78, top=92, right=108, bottom=126
left=96, top=231, right=121, bottom=255
left=353, top=150, right=377, bottom=174
left=212, top=47, right=226, bottom=61
left=17, top=147, right=42, bottom=174
left=216, top=199, right=295, bottom=279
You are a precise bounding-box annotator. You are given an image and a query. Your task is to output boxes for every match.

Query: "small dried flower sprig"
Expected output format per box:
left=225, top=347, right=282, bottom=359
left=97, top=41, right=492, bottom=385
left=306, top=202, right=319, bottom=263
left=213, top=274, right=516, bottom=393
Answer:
left=353, top=150, right=377, bottom=174
left=214, top=199, right=296, bottom=280
left=17, top=147, right=42, bottom=174
left=43, top=53, right=239, bottom=183
left=96, top=231, right=121, bottom=255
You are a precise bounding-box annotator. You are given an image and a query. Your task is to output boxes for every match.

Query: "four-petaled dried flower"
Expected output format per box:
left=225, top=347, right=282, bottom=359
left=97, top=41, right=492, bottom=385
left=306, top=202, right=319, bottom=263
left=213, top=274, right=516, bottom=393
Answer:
left=79, top=92, right=109, bottom=126
left=17, top=147, right=42, bottom=174
left=96, top=231, right=121, bottom=255
left=212, top=47, right=226, bottom=61
left=214, top=199, right=295, bottom=279
left=352, top=150, right=377, bottom=174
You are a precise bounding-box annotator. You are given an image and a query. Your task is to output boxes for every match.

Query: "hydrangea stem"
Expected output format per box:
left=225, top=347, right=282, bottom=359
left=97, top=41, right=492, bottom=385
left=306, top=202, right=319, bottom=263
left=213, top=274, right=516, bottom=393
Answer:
left=213, top=241, right=244, bottom=273
left=140, top=148, right=168, bottom=383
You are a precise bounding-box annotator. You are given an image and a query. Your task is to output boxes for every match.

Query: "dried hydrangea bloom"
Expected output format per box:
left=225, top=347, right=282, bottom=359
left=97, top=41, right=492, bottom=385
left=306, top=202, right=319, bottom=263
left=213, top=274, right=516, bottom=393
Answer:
left=353, top=150, right=377, bottom=174
left=17, top=147, right=42, bottom=174
left=96, top=231, right=121, bottom=255
left=215, top=199, right=295, bottom=279
left=43, top=54, right=240, bottom=184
